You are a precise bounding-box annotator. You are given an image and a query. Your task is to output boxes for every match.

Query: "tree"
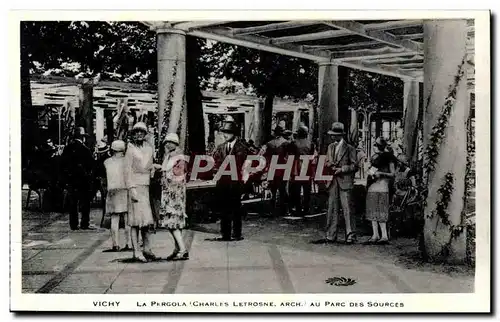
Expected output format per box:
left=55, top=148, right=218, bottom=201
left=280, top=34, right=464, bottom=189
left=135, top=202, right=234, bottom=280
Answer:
left=202, top=42, right=317, bottom=144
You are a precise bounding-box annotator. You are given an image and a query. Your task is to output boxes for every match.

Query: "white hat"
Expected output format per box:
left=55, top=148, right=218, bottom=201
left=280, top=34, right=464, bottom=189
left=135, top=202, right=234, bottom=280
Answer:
left=132, top=122, right=148, bottom=133
left=111, top=140, right=126, bottom=152
left=163, top=133, right=180, bottom=145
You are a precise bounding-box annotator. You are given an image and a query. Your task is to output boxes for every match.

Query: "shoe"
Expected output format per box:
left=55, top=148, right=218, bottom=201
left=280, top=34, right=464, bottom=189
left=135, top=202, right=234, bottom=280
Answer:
left=80, top=226, right=96, bottom=230
left=171, top=251, right=189, bottom=261
left=103, top=246, right=120, bottom=253
left=70, top=227, right=79, bottom=231
left=134, top=254, right=147, bottom=263
left=232, top=236, right=244, bottom=241
left=311, top=238, right=336, bottom=244
left=345, top=232, right=357, bottom=244
left=166, top=251, right=180, bottom=261
left=376, top=238, right=390, bottom=245
left=121, top=245, right=133, bottom=252
left=143, top=251, right=158, bottom=261
left=362, top=238, right=379, bottom=245
left=207, top=237, right=232, bottom=242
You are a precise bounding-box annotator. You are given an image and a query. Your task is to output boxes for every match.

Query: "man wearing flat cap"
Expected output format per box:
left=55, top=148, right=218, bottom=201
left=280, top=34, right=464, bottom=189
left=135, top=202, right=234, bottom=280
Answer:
left=313, top=122, right=358, bottom=244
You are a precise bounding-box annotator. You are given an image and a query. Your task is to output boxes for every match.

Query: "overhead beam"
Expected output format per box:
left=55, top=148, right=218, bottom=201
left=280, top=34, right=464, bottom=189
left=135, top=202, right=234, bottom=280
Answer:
left=271, top=29, right=351, bottom=45
left=331, top=46, right=416, bottom=61
left=188, top=27, right=330, bottom=61
left=170, top=21, right=231, bottom=31
left=363, top=55, right=423, bottom=65
left=396, top=33, right=423, bottom=40
left=338, top=60, right=415, bottom=79
left=231, top=21, right=318, bottom=35
left=362, top=19, right=423, bottom=31
left=323, top=20, right=422, bottom=53
left=303, top=40, right=380, bottom=51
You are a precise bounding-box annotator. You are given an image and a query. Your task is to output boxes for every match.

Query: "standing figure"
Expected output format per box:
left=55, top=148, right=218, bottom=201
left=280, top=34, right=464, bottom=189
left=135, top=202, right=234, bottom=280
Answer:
left=103, top=140, right=131, bottom=252
left=313, top=122, right=358, bottom=244
left=363, top=137, right=396, bottom=244
left=288, top=125, right=315, bottom=217
left=212, top=120, right=250, bottom=241
left=60, top=127, right=95, bottom=230
left=260, top=125, right=290, bottom=217
left=124, top=122, right=156, bottom=262
left=157, top=133, right=189, bottom=261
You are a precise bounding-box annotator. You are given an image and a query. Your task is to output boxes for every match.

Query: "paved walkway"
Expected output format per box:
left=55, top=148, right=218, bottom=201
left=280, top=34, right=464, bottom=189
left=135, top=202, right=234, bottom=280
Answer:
left=21, top=209, right=473, bottom=294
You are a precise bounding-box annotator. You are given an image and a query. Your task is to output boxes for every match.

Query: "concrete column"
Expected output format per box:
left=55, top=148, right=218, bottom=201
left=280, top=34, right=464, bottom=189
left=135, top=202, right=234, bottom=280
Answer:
left=348, top=108, right=359, bottom=145
left=317, top=62, right=339, bottom=154
left=292, top=108, right=301, bottom=132
left=402, top=79, right=420, bottom=162
left=422, top=19, right=469, bottom=263
left=156, top=28, right=187, bottom=151
left=95, top=106, right=104, bottom=144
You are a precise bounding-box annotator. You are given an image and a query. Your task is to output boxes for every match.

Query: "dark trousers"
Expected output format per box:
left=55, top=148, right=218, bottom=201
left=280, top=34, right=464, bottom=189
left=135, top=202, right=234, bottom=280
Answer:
left=216, top=183, right=242, bottom=239
left=290, top=180, right=312, bottom=216
left=269, top=180, right=288, bottom=216
left=68, top=185, right=92, bottom=229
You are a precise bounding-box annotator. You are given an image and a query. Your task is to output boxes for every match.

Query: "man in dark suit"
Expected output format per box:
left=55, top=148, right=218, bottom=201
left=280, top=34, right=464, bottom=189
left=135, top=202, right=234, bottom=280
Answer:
left=211, top=120, right=251, bottom=241
left=288, top=125, right=315, bottom=217
left=313, top=122, right=358, bottom=244
left=260, top=125, right=290, bottom=217
left=61, top=127, right=95, bottom=230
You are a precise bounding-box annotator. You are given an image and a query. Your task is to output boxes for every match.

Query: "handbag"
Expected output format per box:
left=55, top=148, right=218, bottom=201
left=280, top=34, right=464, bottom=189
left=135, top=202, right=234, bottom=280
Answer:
left=101, top=212, right=126, bottom=229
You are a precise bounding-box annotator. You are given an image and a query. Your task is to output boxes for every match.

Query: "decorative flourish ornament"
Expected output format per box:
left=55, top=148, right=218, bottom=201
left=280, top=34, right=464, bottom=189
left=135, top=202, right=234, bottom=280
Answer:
left=325, top=277, right=357, bottom=287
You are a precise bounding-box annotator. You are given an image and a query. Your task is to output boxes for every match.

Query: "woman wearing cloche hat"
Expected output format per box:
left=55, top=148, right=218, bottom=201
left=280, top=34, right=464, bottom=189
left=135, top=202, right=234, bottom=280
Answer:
left=124, top=122, right=157, bottom=262
left=153, top=132, right=189, bottom=261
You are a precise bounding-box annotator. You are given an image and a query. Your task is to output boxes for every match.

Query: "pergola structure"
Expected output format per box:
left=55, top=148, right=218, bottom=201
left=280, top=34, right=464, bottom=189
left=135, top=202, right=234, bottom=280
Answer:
left=141, top=19, right=475, bottom=158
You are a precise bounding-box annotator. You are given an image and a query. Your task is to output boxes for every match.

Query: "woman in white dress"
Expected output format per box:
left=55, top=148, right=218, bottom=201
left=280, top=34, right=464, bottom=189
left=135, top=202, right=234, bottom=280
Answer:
left=124, top=122, right=156, bottom=262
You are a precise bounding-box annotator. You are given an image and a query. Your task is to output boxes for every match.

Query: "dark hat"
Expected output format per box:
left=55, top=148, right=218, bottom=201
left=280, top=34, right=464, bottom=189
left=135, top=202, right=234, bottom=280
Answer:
left=295, top=125, right=309, bottom=136
left=375, top=137, right=388, bottom=147
left=74, top=127, right=88, bottom=138
left=327, top=122, right=345, bottom=135
left=219, top=121, right=238, bottom=134
left=96, top=141, right=109, bottom=154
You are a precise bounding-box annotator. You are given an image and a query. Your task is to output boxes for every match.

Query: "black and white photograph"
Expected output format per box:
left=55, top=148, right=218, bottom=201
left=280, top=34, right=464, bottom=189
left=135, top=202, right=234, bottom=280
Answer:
left=10, top=10, right=490, bottom=313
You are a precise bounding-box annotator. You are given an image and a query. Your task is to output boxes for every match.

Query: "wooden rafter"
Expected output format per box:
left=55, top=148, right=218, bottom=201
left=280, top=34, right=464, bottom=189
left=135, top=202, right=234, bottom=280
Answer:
left=331, top=47, right=416, bottom=61
left=172, top=21, right=232, bottom=31
left=189, top=27, right=330, bottom=61
left=338, top=60, right=415, bottom=79
left=303, top=40, right=381, bottom=51
left=361, top=20, right=423, bottom=31
left=396, top=33, right=423, bottom=40
left=322, top=20, right=422, bottom=53
left=270, top=29, right=351, bottom=45
left=230, top=21, right=318, bottom=35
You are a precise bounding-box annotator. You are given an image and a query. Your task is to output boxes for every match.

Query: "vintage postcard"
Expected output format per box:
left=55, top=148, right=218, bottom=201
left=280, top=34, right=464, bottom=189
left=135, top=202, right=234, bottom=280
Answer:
left=10, top=10, right=490, bottom=313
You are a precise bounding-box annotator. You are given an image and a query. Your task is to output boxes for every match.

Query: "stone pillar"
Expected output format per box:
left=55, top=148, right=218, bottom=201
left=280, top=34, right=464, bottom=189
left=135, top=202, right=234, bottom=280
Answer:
left=403, top=79, right=420, bottom=163
left=156, top=27, right=187, bottom=151
left=95, top=106, right=104, bottom=144
left=348, top=108, right=359, bottom=145
left=422, top=19, right=469, bottom=263
left=317, top=62, right=339, bottom=154
left=292, top=108, right=300, bottom=132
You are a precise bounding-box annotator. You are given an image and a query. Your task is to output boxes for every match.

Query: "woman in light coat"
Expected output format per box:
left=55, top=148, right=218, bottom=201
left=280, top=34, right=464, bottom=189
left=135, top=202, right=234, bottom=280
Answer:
left=124, top=122, right=156, bottom=262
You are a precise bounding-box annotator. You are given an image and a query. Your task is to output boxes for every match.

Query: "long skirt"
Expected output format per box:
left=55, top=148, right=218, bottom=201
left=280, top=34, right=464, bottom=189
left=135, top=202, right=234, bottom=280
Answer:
left=127, top=185, right=155, bottom=228
left=366, top=179, right=390, bottom=223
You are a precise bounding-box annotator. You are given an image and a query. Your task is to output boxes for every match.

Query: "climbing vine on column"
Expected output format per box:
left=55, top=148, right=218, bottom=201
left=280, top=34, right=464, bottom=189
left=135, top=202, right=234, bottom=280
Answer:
left=422, top=53, right=468, bottom=256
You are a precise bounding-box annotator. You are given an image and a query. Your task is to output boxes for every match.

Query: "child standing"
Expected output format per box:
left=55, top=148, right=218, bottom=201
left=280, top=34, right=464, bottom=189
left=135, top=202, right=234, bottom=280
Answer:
left=104, top=140, right=131, bottom=252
